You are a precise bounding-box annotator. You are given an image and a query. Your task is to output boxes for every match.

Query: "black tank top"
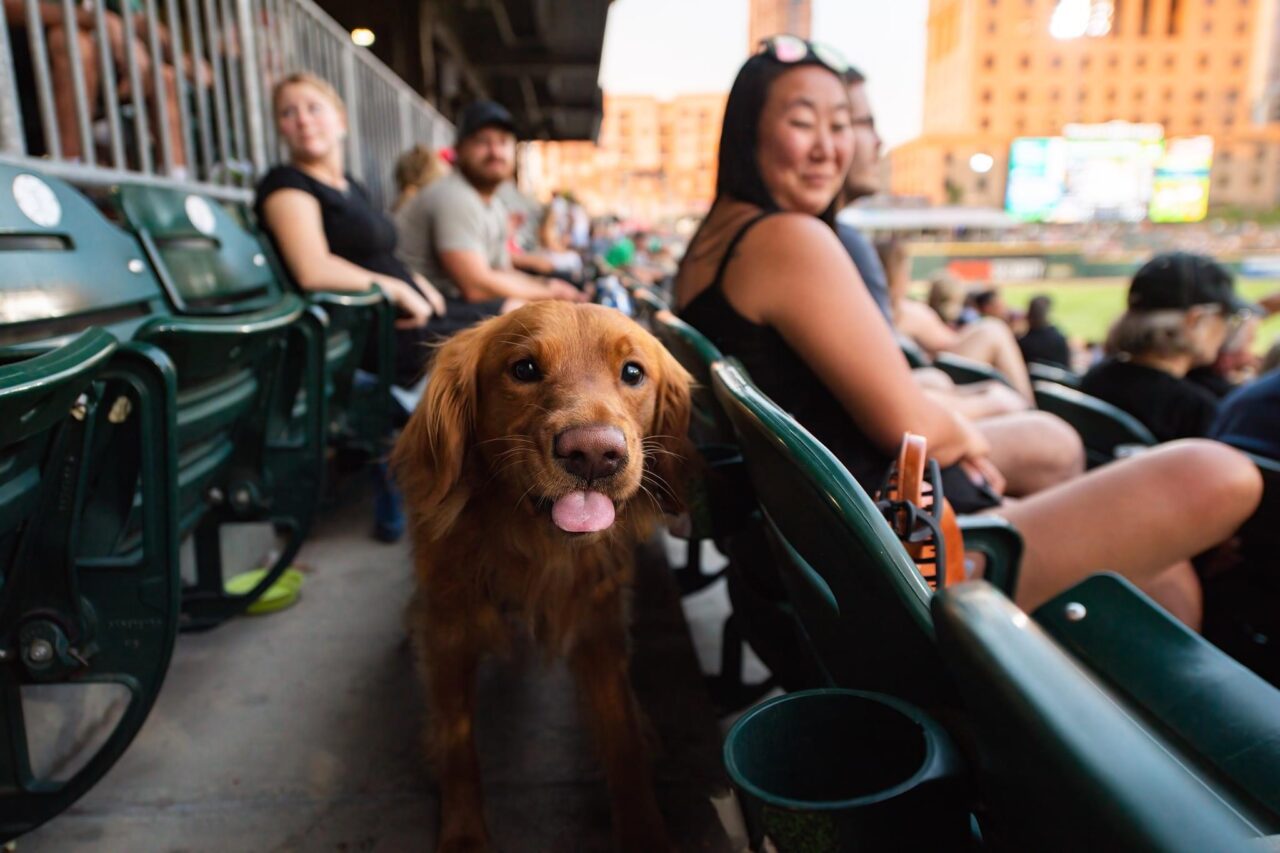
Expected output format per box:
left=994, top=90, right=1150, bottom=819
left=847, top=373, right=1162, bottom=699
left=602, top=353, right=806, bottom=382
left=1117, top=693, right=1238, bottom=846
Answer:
left=679, top=212, right=1000, bottom=513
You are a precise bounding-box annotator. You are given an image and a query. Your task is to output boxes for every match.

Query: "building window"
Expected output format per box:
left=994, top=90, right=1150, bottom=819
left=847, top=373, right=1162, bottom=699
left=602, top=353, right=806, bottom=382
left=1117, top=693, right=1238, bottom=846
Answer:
left=1198, top=53, right=1209, bottom=68
left=984, top=54, right=995, bottom=69
left=1193, top=89, right=1206, bottom=102
left=1252, top=173, right=1263, bottom=186
left=981, top=88, right=993, bottom=103
left=1020, top=54, right=1031, bottom=69
left=1082, top=56, right=1092, bottom=69
left=1236, top=20, right=1247, bottom=33
left=1050, top=88, right=1061, bottom=101
left=980, top=116, right=991, bottom=130
left=1051, top=55, right=1062, bottom=68
left=1164, top=54, right=1176, bottom=69
left=988, top=19, right=997, bottom=32
left=1106, top=88, right=1117, bottom=102
left=1078, top=89, right=1088, bottom=102
left=1136, top=55, right=1147, bottom=69
left=1202, top=20, right=1213, bottom=32
left=976, top=176, right=989, bottom=192
left=1232, top=53, right=1244, bottom=67
left=1016, top=88, right=1028, bottom=102
left=1108, top=54, right=1120, bottom=68
left=1219, top=176, right=1231, bottom=189
left=1163, top=87, right=1173, bottom=101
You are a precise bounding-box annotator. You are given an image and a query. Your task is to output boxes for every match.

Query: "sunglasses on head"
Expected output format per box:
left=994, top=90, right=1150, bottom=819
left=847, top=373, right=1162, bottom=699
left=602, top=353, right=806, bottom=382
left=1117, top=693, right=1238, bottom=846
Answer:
left=757, top=34, right=850, bottom=75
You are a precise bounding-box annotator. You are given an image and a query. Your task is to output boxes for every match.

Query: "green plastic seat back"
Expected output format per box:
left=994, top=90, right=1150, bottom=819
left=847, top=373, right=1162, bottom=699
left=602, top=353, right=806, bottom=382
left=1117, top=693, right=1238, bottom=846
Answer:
left=711, top=359, right=949, bottom=705
left=0, top=166, right=163, bottom=346
left=109, top=185, right=282, bottom=315
left=899, top=338, right=930, bottom=369
left=651, top=309, right=735, bottom=446
left=1036, top=572, right=1280, bottom=828
left=1033, top=380, right=1157, bottom=468
left=1027, top=360, right=1081, bottom=388
left=932, top=581, right=1268, bottom=852
left=933, top=351, right=1014, bottom=388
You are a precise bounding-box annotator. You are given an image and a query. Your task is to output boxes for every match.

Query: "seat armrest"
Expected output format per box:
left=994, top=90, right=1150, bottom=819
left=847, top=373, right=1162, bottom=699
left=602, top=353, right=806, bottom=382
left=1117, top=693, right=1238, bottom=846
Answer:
left=957, top=514, right=1022, bottom=596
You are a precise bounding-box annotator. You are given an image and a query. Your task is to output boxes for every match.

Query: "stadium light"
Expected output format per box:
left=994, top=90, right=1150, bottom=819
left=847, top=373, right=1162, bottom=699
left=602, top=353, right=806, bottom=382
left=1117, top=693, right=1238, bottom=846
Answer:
left=1050, top=0, right=1090, bottom=39
left=970, top=152, right=995, bottom=174
left=351, top=28, right=375, bottom=47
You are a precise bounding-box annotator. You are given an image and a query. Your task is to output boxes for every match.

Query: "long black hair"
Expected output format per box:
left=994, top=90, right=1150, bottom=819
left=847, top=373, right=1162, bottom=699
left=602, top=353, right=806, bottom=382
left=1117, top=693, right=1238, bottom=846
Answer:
left=713, top=49, right=849, bottom=228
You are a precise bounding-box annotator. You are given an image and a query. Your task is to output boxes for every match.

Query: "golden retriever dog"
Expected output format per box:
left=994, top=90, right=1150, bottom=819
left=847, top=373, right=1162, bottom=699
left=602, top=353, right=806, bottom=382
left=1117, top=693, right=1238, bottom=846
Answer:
left=393, top=301, right=693, bottom=852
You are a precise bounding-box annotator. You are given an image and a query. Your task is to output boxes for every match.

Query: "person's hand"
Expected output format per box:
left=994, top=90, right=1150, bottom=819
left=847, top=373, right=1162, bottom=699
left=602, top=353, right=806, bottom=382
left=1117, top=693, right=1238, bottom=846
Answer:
left=547, top=279, right=587, bottom=302
left=383, top=279, right=436, bottom=329
left=961, top=456, right=1006, bottom=497
left=411, top=272, right=447, bottom=316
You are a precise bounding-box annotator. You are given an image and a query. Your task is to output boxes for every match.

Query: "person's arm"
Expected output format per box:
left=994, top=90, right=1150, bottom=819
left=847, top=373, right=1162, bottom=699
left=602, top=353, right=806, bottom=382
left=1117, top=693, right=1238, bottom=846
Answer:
left=260, top=188, right=438, bottom=327
left=896, top=299, right=960, bottom=355
left=438, top=248, right=581, bottom=302
left=731, top=215, right=987, bottom=467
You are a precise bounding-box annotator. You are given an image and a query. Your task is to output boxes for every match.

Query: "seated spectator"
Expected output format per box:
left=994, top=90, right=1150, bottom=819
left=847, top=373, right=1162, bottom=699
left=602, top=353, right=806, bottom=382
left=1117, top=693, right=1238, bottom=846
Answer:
left=886, top=257, right=1034, bottom=400
left=1017, top=295, right=1071, bottom=369
left=392, top=144, right=448, bottom=213
left=675, top=39, right=1261, bottom=626
left=395, top=100, right=584, bottom=304
left=973, top=288, right=1008, bottom=321
left=1187, top=313, right=1261, bottom=399
left=254, top=73, right=504, bottom=389
left=6, top=0, right=191, bottom=170
left=1081, top=253, right=1256, bottom=442
left=1211, top=371, right=1280, bottom=461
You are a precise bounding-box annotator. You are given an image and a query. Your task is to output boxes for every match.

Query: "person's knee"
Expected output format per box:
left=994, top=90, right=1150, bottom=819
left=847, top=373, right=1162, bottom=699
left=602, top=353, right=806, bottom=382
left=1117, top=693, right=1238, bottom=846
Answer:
left=1035, top=412, right=1085, bottom=479
left=1155, top=440, right=1263, bottom=523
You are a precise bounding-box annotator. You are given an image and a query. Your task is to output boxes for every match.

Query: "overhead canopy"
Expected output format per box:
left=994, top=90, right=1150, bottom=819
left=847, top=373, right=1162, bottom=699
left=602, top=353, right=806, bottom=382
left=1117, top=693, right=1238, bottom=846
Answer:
left=421, top=0, right=611, bottom=141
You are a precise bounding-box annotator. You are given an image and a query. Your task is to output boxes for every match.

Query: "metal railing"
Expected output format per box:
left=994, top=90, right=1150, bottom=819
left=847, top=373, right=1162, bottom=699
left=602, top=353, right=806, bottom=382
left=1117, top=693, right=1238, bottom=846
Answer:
left=0, top=0, right=450, bottom=206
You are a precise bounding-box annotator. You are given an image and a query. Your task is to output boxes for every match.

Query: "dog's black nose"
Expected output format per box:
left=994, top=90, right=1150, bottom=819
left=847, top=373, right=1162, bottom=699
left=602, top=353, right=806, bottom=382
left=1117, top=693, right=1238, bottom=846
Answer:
left=554, top=426, right=627, bottom=481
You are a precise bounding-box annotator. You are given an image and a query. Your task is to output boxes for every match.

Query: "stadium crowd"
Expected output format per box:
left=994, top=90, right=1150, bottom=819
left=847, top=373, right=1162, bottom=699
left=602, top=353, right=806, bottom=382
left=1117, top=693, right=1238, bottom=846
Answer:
left=245, top=37, right=1280, bottom=674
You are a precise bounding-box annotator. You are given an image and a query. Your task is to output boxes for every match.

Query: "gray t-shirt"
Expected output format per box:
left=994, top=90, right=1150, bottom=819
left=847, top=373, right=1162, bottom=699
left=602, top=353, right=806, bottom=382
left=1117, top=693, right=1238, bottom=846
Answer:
left=394, top=171, right=511, bottom=300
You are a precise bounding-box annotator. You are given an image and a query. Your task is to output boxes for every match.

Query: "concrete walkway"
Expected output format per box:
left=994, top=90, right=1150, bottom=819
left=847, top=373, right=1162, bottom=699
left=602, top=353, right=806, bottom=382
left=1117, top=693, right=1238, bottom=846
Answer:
left=20, top=494, right=735, bottom=852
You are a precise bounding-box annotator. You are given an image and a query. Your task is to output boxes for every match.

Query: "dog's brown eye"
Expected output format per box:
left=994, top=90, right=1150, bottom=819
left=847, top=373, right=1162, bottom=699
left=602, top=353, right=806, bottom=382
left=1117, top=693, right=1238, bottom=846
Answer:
left=621, top=362, right=645, bottom=386
left=511, top=358, right=541, bottom=382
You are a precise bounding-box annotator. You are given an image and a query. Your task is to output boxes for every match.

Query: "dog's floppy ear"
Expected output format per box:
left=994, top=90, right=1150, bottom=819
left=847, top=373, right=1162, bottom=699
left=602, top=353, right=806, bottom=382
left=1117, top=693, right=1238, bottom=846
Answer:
left=393, top=320, right=489, bottom=539
left=646, top=344, right=695, bottom=514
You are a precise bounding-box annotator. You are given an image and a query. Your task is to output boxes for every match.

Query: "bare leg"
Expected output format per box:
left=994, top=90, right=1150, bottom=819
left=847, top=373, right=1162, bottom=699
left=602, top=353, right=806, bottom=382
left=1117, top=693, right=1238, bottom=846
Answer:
left=568, top=608, right=670, bottom=853
left=925, top=381, right=1030, bottom=421
left=948, top=317, right=1035, bottom=400
left=977, top=410, right=1085, bottom=497
left=995, top=440, right=1261, bottom=617
left=1141, top=561, right=1203, bottom=631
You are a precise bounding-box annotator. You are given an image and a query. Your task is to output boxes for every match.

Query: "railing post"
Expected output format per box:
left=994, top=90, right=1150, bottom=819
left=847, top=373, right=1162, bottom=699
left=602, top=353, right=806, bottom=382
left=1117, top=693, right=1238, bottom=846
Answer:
left=236, top=0, right=268, bottom=175
left=341, top=42, right=362, bottom=182
left=0, top=0, right=25, bottom=155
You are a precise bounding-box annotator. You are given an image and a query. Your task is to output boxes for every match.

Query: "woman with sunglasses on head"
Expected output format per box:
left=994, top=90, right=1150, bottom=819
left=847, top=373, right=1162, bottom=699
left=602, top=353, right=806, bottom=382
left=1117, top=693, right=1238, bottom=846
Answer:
left=675, top=37, right=1261, bottom=626
left=1081, top=252, right=1258, bottom=441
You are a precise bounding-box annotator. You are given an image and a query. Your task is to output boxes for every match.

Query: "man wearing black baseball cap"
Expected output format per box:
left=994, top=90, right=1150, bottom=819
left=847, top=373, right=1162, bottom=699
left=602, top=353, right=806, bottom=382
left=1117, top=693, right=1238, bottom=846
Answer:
left=1081, top=252, right=1259, bottom=441
left=395, top=100, right=583, bottom=304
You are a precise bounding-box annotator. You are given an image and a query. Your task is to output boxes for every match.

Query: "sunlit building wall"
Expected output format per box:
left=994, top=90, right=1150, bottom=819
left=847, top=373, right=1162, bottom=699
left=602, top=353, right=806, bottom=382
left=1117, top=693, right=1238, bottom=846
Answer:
left=748, top=0, right=812, bottom=50
left=893, top=0, right=1280, bottom=210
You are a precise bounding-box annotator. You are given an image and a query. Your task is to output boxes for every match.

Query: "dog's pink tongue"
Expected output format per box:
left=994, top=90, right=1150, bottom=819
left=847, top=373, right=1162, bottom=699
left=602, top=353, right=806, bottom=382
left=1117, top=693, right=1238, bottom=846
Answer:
left=552, top=490, right=616, bottom=533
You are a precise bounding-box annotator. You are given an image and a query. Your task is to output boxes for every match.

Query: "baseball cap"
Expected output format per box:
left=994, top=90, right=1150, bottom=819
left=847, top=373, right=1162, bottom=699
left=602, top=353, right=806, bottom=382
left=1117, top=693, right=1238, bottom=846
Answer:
left=455, top=101, right=518, bottom=144
left=1127, top=252, right=1261, bottom=315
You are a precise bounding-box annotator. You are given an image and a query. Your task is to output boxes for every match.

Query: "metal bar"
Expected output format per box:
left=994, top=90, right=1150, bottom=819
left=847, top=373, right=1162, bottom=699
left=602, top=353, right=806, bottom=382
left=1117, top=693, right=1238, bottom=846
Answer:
left=117, top=0, right=153, bottom=173
left=202, top=0, right=232, bottom=179
left=219, top=0, right=247, bottom=168
left=341, top=40, right=360, bottom=182
left=235, top=0, right=266, bottom=175
left=185, top=0, right=215, bottom=178
left=90, top=0, right=126, bottom=169
left=25, top=0, right=60, bottom=160
left=58, top=0, right=95, bottom=162
left=143, top=0, right=174, bottom=173
left=164, top=0, right=197, bottom=172
left=0, top=0, right=27, bottom=154
left=0, top=152, right=253, bottom=200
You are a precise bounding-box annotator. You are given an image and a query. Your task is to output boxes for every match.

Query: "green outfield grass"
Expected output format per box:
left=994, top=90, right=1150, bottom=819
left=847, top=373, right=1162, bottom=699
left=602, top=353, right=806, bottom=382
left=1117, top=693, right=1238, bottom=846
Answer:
left=969, top=278, right=1280, bottom=355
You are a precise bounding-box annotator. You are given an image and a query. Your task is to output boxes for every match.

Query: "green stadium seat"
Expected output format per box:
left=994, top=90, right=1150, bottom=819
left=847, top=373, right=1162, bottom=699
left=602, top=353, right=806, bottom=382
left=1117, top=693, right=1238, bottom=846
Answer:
left=933, top=351, right=1016, bottom=388
left=1035, top=572, right=1280, bottom=828
left=0, top=165, right=320, bottom=629
left=1033, top=379, right=1156, bottom=468
left=1027, top=360, right=1081, bottom=387
left=0, top=328, right=181, bottom=841
left=933, top=581, right=1271, bottom=851
left=711, top=359, right=1021, bottom=708
left=234, top=201, right=395, bottom=456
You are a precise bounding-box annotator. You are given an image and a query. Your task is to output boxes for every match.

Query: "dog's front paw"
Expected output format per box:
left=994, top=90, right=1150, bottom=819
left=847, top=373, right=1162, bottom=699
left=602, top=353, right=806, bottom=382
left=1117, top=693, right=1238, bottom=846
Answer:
left=436, top=832, right=493, bottom=853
